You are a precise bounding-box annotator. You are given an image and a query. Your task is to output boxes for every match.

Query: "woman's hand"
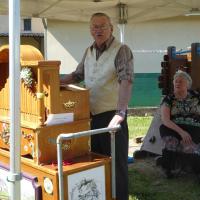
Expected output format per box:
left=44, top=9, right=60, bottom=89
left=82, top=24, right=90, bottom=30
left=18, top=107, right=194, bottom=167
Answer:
left=179, top=130, right=193, bottom=145
left=161, top=105, right=193, bottom=145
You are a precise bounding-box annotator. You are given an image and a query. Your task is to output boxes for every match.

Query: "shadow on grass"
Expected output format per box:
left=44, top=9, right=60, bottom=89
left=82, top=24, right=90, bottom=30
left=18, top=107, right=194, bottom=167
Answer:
left=128, top=157, right=200, bottom=200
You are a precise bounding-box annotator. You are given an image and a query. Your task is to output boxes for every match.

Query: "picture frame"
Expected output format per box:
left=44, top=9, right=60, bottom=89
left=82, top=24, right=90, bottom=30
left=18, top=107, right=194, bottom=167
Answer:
left=0, top=162, right=42, bottom=200
left=68, top=165, right=106, bottom=200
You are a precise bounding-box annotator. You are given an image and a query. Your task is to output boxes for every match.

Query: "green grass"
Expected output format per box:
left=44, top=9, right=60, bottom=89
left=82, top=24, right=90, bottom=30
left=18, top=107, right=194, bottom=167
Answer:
left=128, top=116, right=153, bottom=139
left=128, top=166, right=200, bottom=200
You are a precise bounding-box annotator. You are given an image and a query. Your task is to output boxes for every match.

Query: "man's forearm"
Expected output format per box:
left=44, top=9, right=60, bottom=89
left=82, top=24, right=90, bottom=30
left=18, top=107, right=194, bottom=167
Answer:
left=117, top=80, right=132, bottom=112
left=60, top=74, right=77, bottom=85
left=109, top=80, right=132, bottom=127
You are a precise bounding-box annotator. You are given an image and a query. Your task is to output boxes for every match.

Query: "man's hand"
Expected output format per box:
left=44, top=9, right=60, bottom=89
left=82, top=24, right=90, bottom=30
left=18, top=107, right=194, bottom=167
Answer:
left=108, top=114, right=124, bottom=128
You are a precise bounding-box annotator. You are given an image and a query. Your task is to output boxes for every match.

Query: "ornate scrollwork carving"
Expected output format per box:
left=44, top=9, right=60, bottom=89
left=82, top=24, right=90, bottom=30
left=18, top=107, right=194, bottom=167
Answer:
left=0, top=123, right=10, bottom=145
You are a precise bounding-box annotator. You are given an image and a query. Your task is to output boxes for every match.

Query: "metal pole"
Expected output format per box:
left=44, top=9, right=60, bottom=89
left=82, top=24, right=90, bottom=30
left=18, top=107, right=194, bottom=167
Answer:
left=111, top=131, right=116, bottom=199
left=42, top=18, right=47, bottom=60
left=57, top=136, right=65, bottom=200
left=56, top=125, right=120, bottom=200
left=7, top=0, right=21, bottom=200
left=118, top=23, right=125, bottom=44
left=118, top=3, right=127, bottom=44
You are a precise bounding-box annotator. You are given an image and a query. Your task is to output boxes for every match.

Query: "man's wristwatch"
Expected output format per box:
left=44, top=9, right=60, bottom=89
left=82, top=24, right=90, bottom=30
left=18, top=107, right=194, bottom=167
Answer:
left=116, top=110, right=126, bottom=118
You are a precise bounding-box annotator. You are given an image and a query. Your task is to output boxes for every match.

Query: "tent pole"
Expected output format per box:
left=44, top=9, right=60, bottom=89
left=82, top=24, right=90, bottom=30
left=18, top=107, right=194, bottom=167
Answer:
left=42, top=18, right=47, bottom=60
left=118, top=3, right=127, bottom=44
left=118, top=23, right=125, bottom=44
left=8, top=0, right=22, bottom=200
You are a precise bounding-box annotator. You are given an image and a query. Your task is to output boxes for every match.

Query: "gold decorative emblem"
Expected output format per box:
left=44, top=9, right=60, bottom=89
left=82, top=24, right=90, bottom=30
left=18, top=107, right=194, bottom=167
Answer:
left=62, top=140, right=72, bottom=151
left=63, top=100, right=77, bottom=109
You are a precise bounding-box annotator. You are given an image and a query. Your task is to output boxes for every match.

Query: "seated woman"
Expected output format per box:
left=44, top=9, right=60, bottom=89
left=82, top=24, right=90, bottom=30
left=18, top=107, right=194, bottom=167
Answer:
left=159, top=70, right=200, bottom=178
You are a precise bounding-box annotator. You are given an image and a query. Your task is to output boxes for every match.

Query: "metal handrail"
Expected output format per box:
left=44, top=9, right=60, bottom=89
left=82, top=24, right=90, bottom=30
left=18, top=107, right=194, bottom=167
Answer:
left=56, top=125, right=121, bottom=200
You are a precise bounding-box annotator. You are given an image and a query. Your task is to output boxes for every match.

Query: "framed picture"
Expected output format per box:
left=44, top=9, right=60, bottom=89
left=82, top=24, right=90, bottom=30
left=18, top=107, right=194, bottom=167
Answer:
left=68, top=165, right=106, bottom=200
left=0, top=162, right=42, bottom=200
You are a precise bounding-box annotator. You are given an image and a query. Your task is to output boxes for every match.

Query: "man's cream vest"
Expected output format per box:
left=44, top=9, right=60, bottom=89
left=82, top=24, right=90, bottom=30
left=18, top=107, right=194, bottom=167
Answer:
left=84, top=39, right=122, bottom=115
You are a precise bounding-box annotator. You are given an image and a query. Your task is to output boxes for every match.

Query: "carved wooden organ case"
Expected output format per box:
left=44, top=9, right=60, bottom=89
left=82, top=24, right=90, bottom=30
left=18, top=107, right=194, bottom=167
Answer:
left=0, top=45, right=90, bottom=165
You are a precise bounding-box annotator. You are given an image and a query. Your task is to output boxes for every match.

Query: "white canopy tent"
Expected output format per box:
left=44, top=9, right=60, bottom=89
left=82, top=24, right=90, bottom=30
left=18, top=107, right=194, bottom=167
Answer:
left=1, top=0, right=200, bottom=23
left=1, top=0, right=200, bottom=200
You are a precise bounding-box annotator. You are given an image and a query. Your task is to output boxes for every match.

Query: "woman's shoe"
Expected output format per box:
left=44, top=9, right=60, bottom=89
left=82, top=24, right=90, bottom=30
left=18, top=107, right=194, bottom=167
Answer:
left=155, top=156, right=163, bottom=166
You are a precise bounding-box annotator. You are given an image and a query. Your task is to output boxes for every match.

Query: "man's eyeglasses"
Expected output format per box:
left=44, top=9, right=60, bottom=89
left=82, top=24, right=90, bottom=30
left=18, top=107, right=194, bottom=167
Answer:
left=90, top=24, right=111, bottom=31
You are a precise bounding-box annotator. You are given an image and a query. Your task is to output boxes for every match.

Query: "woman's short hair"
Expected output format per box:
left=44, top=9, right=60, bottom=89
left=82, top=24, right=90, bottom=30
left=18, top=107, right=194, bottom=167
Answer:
left=173, top=70, right=192, bottom=89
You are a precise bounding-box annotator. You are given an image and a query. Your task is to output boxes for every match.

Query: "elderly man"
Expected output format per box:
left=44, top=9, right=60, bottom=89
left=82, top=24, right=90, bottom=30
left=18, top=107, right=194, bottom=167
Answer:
left=61, top=12, right=134, bottom=200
